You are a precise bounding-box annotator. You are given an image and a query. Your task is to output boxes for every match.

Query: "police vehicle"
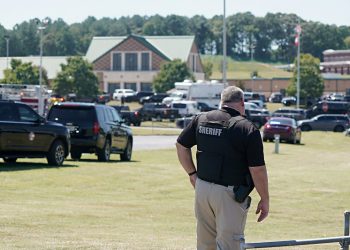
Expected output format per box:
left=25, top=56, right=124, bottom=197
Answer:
left=0, top=100, right=70, bottom=165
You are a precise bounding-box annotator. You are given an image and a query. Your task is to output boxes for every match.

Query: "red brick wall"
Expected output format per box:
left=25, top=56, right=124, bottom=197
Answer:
left=93, top=37, right=168, bottom=71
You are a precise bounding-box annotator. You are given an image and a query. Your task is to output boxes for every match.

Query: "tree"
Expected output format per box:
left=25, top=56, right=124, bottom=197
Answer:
left=1, top=59, right=48, bottom=85
left=202, top=61, right=213, bottom=80
left=189, top=15, right=214, bottom=54
left=52, top=56, right=99, bottom=98
left=153, top=59, right=193, bottom=92
left=287, top=53, right=324, bottom=102
left=344, top=36, right=350, bottom=49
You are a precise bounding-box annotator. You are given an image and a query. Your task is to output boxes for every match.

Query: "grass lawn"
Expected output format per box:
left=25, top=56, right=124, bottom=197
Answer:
left=1, top=131, right=349, bottom=249
left=202, top=55, right=293, bottom=79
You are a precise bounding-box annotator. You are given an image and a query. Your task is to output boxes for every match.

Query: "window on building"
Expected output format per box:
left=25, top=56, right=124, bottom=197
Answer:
left=108, top=83, right=121, bottom=94
left=141, top=52, right=150, bottom=71
left=125, top=82, right=137, bottom=91
left=192, top=54, right=196, bottom=72
left=141, top=82, right=152, bottom=91
left=125, top=53, right=138, bottom=71
left=112, top=53, right=122, bottom=71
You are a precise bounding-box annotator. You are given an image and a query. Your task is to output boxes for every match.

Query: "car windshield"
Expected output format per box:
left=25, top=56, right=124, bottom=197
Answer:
left=173, top=103, right=186, bottom=108
left=48, top=106, right=95, bottom=123
left=170, top=92, right=185, bottom=97
left=269, top=118, right=294, bottom=126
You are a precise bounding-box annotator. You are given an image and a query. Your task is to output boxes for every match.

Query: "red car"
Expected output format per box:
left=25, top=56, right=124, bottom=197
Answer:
left=262, top=117, right=301, bottom=144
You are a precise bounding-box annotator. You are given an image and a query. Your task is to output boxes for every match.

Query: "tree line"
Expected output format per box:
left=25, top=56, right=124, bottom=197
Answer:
left=0, top=13, right=349, bottom=63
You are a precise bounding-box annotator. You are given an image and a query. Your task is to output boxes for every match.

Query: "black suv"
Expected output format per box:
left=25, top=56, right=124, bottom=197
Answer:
left=139, top=93, right=168, bottom=104
left=0, top=100, right=70, bottom=165
left=47, top=102, right=133, bottom=161
left=306, top=101, right=350, bottom=118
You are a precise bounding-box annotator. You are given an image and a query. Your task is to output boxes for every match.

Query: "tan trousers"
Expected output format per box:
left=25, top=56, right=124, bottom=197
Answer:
left=195, top=178, right=250, bottom=250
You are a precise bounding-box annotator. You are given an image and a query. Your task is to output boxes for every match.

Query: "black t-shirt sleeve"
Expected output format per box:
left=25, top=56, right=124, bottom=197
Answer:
left=246, top=128, right=265, bottom=167
left=176, top=116, right=198, bottom=148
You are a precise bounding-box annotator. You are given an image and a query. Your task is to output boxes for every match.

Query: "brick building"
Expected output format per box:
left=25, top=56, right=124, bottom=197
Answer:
left=228, top=77, right=350, bottom=98
left=85, top=35, right=205, bottom=94
left=321, top=49, right=350, bottom=75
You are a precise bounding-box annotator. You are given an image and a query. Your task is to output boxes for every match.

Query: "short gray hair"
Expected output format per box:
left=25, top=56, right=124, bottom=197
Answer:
left=221, top=86, right=244, bottom=104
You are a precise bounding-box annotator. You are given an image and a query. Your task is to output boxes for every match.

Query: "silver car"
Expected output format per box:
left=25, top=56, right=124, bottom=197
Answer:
left=297, top=114, right=350, bottom=132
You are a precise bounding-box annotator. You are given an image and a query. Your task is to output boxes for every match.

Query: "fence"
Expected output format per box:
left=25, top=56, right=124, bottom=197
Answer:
left=241, top=211, right=350, bottom=250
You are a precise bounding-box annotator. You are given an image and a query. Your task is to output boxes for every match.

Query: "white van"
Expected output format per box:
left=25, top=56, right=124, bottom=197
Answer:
left=113, top=89, right=136, bottom=100
left=171, top=100, right=200, bottom=116
left=162, top=91, right=187, bottom=105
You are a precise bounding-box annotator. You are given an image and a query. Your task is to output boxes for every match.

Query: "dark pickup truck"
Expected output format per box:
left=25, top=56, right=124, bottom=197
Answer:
left=111, top=105, right=142, bottom=126
left=136, top=102, right=179, bottom=122
left=245, top=109, right=271, bottom=128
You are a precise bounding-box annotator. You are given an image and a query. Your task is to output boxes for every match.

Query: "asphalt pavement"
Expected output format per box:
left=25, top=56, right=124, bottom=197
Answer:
left=133, top=135, right=178, bottom=151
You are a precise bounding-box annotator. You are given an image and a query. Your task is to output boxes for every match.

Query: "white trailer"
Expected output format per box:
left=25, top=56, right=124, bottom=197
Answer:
left=174, top=80, right=225, bottom=108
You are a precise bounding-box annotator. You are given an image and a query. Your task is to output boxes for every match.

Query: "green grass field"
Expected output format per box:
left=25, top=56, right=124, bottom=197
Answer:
left=202, top=55, right=293, bottom=79
left=1, top=131, right=349, bottom=249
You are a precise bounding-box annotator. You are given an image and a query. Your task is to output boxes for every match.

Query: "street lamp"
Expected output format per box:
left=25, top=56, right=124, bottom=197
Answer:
left=37, top=18, right=49, bottom=116
left=4, top=35, right=9, bottom=70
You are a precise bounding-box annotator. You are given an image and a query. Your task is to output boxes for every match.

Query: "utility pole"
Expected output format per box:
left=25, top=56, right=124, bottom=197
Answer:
left=295, top=23, right=302, bottom=109
left=222, top=0, right=227, bottom=85
left=4, top=35, right=9, bottom=70
left=37, top=18, right=49, bottom=116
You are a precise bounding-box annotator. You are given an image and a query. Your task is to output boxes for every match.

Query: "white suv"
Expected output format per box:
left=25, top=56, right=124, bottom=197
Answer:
left=113, top=89, right=136, bottom=100
left=170, top=100, right=200, bottom=116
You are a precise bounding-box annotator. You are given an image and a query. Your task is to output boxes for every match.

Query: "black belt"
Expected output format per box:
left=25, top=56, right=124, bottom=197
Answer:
left=200, top=177, right=235, bottom=188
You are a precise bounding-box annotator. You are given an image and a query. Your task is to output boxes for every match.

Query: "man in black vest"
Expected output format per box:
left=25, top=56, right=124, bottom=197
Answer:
left=176, top=86, right=269, bottom=250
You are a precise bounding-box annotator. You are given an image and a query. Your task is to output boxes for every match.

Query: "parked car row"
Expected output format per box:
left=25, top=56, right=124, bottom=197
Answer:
left=0, top=100, right=133, bottom=166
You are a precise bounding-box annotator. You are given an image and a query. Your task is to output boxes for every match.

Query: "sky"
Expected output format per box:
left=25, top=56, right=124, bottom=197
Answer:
left=1, top=0, right=349, bottom=29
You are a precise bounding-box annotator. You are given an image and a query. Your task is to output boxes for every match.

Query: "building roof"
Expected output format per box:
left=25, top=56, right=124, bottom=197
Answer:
left=323, top=49, right=350, bottom=55
left=320, top=61, right=350, bottom=66
left=0, top=56, right=68, bottom=79
left=85, top=36, right=126, bottom=63
left=85, top=35, right=195, bottom=63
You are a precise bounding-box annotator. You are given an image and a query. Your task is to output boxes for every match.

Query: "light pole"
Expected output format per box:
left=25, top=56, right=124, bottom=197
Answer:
left=4, top=35, right=9, bottom=70
left=222, top=0, right=227, bottom=85
left=37, top=19, right=48, bottom=116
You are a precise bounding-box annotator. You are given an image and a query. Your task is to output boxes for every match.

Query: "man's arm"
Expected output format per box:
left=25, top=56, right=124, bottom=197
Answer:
left=249, top=165, right=269, bottom=222
left=176, top=142, right=197, bottom=188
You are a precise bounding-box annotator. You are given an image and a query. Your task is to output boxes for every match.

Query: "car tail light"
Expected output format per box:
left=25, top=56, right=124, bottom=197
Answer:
left=93, top=122, right=100, bottom=135
left=286, top=126, right=292, bottom=132
left=265, top=124, right=271, bottom=129
left=134, top=111, right=139, bottom=116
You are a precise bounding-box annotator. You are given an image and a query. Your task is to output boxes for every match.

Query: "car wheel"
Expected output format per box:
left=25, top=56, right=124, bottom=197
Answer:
left=301, top=124, right=311, bottom=131
left=297, top=139, right=301, bottom=144
left=47, top=140, right=65, bottom=166
left=334, top=125, right=345, bottom=132
left=3, top=157, right=17, bottom=164
left=134, top=122, right=141, bottom=126
left=97, top=139, right=111, bottom=162
left=156, top=115, right=162, bottom=122
left=263, top=137, right=268, bottom=142
left=120, top=139, right=132, bottom=161
left=70, top=150, right=82, bottom=161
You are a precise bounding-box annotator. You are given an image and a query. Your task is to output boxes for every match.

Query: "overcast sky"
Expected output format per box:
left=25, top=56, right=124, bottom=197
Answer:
left=1, top=0, right=349, bottom=29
